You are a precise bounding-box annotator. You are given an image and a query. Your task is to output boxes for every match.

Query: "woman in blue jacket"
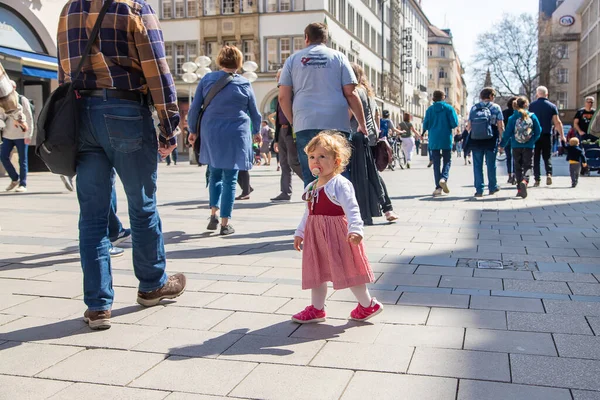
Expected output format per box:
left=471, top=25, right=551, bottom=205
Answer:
left=423, top=90, right=459, bottom=196
left=500, top=96, right=542, bottom=199
left=188, top=46, right=262, bottom=235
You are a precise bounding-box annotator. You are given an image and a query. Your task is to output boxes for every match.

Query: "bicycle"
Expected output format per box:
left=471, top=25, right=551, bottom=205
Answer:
left=388, top=136, right=407, bottom=170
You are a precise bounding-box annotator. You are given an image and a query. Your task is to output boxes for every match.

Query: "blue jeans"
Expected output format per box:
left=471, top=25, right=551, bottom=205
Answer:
left=108, top=170, right=124, bottom=241
left=76, top=96, right=167, bottom=311
left=431, top=149, right=451, bottom=188
left=0, top=138, right=28, bottom=186
left=472, top=149, right=498, bottom=194
left=209, top=166, right=239, bottom=219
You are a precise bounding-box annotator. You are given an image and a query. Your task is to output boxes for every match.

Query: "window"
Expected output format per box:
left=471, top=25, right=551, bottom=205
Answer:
left=243, top=40, right=254, bottom=61
left=556, top=91, right=568, bottom=109
left=175, top=44, right=185, bottom=75
left=164, top=43, right=173, bottom=69
left=557, top=43, right=569, bottom=59
left=240, top=0, right=253, bottom=12
left=187, top=42, right=197, bottom=64
left=348, top=53, right=355, bottom=62
left=348, top=6, right=355, bottom=34
left=281, top=38, right=291, bottom=64
left=294, top=0, right=304, bottom=10
left=267, top=39, right=278, bottom=70
left=364, top=22, right=370, bottom=46
left=187, top=0, right=198, bottom=16
left=377, top=33, right=382, bottom=53
left=162, top=0, right=173, bottom=18
left=206, top=41, right=219, bottom=65
left=371, top=27, right=376, bottom=50
left=222, top=0, right=235, bottom=14
left=439, top=67, right=446, bottom=79
left=224, top=40, right=237, bottom=47
left=440, top=46, right=446, bottom=57
left=427, top=46, right=432, bottom=57
left=204, top=0, right=217, bottom=15
left=557, top=68, right=569, bottom=83
left=267, top=0, right=277, bottom=11
left=356, top=15, right=363, bottom=41
left=294, top=37, right=304, bottom=52
left=280, top=0, right=291, bottom=11
left=444, top=87, right=449, bottom=98
left=175, top=0, right=185, bottom=17
left=339, top=0, right=346, bottom=24
left=329, top=0, right=336, bottom=18
left=265, top=37, right=305, bottom=71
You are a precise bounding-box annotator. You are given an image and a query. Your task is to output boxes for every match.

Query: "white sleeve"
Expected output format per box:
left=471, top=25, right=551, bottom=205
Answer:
left=21, top=97, right=34, bottom=139
left=294, top=206, right=309, bottom=238
left=336, top=180, right=364, bottom=237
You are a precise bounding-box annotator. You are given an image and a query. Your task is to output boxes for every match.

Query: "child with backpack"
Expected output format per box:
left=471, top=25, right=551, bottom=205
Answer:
left=500, top=97, right=542, bottom=198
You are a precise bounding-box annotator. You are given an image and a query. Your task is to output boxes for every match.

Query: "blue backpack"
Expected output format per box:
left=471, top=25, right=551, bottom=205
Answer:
left=470, top=103, right=494, bottom=140
left=380, top=119, right=390, bottom=138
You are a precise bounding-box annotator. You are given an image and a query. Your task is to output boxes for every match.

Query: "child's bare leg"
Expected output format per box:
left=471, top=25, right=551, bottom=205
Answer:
left=311, top=282, right=328, bottom=310
left=350, top=284, right=372, bottom=307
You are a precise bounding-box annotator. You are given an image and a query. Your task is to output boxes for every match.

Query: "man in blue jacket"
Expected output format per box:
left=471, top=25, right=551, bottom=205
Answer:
left=423, top=90, right=459, bottom=196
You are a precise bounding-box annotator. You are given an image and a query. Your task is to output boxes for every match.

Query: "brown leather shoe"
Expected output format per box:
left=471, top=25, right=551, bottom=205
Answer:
left=137, top=273, right=187, bottom=307
left=83, top=309, right=111, bottom=330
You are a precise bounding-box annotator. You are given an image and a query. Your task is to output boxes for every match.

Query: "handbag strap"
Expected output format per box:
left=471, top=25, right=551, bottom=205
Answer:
left=71, top=0, right=114, bottom=85
left=202, top=73, right=234, bottom=110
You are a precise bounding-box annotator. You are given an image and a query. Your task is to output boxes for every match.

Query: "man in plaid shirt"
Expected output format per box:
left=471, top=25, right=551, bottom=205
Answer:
left=57, top=0, right=186, bottom=330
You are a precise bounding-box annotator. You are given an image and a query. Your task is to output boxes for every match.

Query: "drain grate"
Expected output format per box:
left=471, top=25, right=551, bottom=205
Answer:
left=477, top=260, right=504, bottom=269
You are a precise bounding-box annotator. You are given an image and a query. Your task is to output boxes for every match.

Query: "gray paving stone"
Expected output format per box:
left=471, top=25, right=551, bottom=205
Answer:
left=504, top=279, right=572, bottom=294
left=48, top=383, right=169, bottom=400
left=130, top=356, right=256, bottom=396
left=554, top=334, right=600, bottom=359
left=490, top=290, right=571, bottom=300
left=0, top=375, right=71, bottom=400
left=411, top=256, right=457, bottom=267
left=473, top=269, right=534, bottom=280
left=398, top=292, right=469, bottom=308
left=376, top=272, right=440, bottom=287
left=452, top=288, right=491, bottom=296
left=427, top=308, right=506, bottom=329
left=464, top=329, right=557, bottom=356
left=229, top=363, right=353, bottom=400
left=137, top=306, right=233, bottom=330
left=328, top=288, right=401, bottom=304
left=380, top=255, right=414, bottom=264
left=219, top=334, right=325, bottom=365
left=310, top=341, right=413, bottom=373
left=38, top=348, right=165, bottom=386
left=0, top=294, right=36, bottom=311
left=569, top=282, right=600, bottom=296
left=570, top=264, right=600, bottom=273
left=204, top=293, right=290, bottom=313
left=395, top=285, right=452, bottom=294
left=2, top=297, right=83, bottom=319
left=375, top=324, right=464, bottom=349
left=341, top=371, right=457, bottom=400
left=0, top=313, right=21, bottom=326
left=536, top=262, right=573, bottom=272
left=0, top=342, right=82, bottom=376
left=470, top=295, right=544, bottom=312
left=457, top=380, right=571, bottom=400
left=409, top=347, right=510, bottom=381
left=588, top=317, right=600, bottom=335
left=439, top=276, right=503, bottom=290
left=291, top=319, right=384, bottom=343
left=370, top=263, right=416, bottom=274
left=573, top=390, right=600, bottom=400
left=572, top=295, right=600, bottom=302
left=544, top=299, right=600, bottom=316
left=534, top=272, right=597, bottom=283
left=48, top=323, right=166, bottom=350
left=415, top=265, right=474, bottom=277
left=507, top=312, right=593, bottom=334
left=512, top=354, right=600, bottom=391
left=210, top=311, right=299, bottom=337
left=0, top=316, right=86, bottom=342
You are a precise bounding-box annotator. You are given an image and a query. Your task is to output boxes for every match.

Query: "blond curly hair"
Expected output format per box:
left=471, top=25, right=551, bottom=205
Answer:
left=304, top=131, right=352, bottom=175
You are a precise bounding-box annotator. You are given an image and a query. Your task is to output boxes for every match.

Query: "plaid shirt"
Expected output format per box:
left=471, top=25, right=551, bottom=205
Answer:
left=57, top=0, right=179, bottom=144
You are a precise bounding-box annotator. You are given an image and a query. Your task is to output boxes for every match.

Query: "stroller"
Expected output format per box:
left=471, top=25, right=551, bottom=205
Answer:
left=582, top=110, right=600, bottom=175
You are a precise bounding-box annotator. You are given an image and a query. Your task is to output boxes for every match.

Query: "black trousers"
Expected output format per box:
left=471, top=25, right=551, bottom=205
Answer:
left=534, top=134, right=552, bottom=181
left=512, top=147, right=533, bottom=184
left=237, top=170, right=251, bottom=196
left=570, top=162, right=581, bottom=184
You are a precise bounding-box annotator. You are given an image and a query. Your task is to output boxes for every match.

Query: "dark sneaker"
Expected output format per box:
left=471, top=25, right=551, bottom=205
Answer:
left=61, top=175, right=74, bottom=192
left=533, top=180, right=540, bottom=187
left=474, top=192, right=483, bottom=198
left=271, top=193, right=291, bottom=202
left=110, top=228, right=131, bottom=245
left=137, top=273, right=187, bottom=307
left=83, top=309, right=111, bottom=330
left=427, top=161, right=433, bottom=168
left=207, top=215, right=219, bottom=231
left=489, top=187, right=501, bottom=195
left=572, top=182, right=577, bottom=188
left=109, top=246, right=124, bottom=257
left=518, top=180, right=528, bottom=198
left=220, top=224, right=235, bottom=236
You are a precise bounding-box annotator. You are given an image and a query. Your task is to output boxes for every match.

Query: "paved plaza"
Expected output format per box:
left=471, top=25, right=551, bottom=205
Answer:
left=1, top=152, right=600, bottom=400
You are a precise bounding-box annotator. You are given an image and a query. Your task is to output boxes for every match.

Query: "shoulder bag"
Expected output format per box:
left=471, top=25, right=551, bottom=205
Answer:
left=36, top=0, right=114, bottom=177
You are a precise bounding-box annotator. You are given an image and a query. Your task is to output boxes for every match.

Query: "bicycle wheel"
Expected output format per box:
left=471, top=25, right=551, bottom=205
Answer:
left=396, top=143, right=407, bottom=169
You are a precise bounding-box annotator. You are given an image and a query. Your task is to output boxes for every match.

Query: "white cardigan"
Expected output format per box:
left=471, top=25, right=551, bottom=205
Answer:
left=295, top=174, right=364, bottom=238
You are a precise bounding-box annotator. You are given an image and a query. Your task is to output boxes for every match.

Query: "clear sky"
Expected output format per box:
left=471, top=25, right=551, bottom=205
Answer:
left=420, top=0, right=539, bottom=101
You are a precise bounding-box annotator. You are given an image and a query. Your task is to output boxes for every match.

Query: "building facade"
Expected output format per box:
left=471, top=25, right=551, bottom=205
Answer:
left=427, top=26, right=468, bottom=123
left=578, top=0, right=600, bottom=109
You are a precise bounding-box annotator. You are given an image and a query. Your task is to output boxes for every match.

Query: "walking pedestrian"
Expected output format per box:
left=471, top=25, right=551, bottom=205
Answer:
left=188, top=46, right=261, bottom=236
left=574, top=96, right=596, bottom=142
left=466, top=87, right=504, bottom=197
left=399, top=113, right=421, bottom=168
left=422, top=90, right=459, bottom=196
left=278, top=22, right=367, bottom=187
left=259, top=121, right=273, bottom=166
left=58, top=0, right=186, bottom=330
left=165, top=146, right=178, bottom=165
left=269, top=69, right=303, bottom=202
left=566, top=137, right=587, bottom=188
left=292, top=132, right=383, bottom=323
left=502, top=96, right=518, bottom=184
left=1, top=81, right=33, bottom=193
left=528, top=86, right=565, bottom=186
left=499, top=97, right=541, bottom=199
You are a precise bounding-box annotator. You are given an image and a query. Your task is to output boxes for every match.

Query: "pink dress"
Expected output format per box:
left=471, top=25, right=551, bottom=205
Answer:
left=301, top=187, right=374, bottom=290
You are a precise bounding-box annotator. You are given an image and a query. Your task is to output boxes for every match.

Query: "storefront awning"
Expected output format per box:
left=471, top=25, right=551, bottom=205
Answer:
left=0, top=46, right=58, bottom=80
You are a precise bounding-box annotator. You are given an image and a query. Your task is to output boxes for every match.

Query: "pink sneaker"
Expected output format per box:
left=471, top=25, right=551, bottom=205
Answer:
left=291, top=305, right=326, bottom=324
left=350, top=298, right=383, bottom=321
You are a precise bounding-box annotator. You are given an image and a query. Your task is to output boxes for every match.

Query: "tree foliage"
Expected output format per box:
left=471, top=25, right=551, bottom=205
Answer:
left=472, top=13, right=561, bottom=101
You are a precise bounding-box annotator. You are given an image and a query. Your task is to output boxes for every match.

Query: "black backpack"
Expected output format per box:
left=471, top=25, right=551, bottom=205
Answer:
left=35, top=0, right=113, bottom=177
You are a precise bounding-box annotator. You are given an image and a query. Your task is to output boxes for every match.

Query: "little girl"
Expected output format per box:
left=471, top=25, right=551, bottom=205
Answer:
left=292, top=131, right=383, bottom=323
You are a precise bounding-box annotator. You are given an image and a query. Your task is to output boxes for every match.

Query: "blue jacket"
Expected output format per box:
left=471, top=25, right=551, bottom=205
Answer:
left=188, top=71, right=262, bottom=171
left=500, top=110, right=542, bottom=149
left=423, top=101, right=459, bottom=150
